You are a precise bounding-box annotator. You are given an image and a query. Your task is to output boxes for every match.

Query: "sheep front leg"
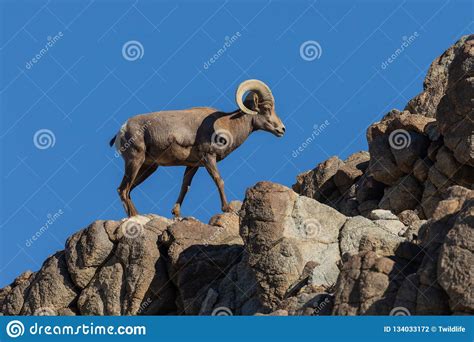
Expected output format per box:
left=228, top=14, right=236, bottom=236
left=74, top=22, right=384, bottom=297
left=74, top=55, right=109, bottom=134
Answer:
left=172, top=166, right=199, bottom=217
left=203, top=155, right=230, bottom=213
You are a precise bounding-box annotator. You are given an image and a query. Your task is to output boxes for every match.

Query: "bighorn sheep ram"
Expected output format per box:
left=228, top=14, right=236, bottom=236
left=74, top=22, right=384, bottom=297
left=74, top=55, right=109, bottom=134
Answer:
left=109, top=79, right=285, bottom=217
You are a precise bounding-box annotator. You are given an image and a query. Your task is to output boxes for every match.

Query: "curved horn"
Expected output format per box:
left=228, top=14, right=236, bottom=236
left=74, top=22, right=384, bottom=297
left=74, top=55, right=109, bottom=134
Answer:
left=235, top=79, right=274, bottom=115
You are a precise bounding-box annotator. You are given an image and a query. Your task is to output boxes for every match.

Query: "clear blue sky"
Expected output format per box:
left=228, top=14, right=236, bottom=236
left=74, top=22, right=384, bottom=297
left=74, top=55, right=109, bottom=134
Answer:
left=0, top=0, right=472, bottom=287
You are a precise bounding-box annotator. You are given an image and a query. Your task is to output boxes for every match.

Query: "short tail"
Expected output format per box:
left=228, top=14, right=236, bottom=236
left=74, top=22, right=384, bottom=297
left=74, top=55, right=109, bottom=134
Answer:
left=109, top=135, right=116, bottom=147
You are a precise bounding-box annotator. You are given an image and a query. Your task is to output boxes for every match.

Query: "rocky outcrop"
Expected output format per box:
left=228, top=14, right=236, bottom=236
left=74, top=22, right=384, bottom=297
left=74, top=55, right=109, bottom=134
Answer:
left=293, top=35, right=473, bottom=221
left=1, top=35, right=472, bottom=316
left=405, top=35, right=471, bottom=118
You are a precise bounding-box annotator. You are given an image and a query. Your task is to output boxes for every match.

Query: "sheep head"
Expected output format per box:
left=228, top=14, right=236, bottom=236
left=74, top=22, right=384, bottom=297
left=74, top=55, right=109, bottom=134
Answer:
left=236, top=79, right=286, bottom=137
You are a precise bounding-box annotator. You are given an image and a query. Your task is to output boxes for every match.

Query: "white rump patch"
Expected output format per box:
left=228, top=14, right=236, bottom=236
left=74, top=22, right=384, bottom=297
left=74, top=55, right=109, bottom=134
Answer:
left=115, top=122, right=127, bottom=153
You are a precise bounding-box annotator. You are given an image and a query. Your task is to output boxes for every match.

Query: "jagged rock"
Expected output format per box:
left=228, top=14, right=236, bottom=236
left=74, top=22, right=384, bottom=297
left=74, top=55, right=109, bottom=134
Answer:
left=211, top=253, right=263, bottom=315
left=65, top=220, right=116, bottom=289
left=358, top=175, right=385, bottom=201
left=397, top=210, right=423, bottom=241
left=405, top=35, right=470, bottom=118
left=293, top=152, right=378, bottom=217
left=278, top=291, right=333, bottom=315
left=21, top=252, right=79, bottom=315
left=77, top=216, right=176, bottom=315
left=333, top=151, right=370, bottom=194
left=367, top=209, right=398, bottom=220
left=421, top=180, right=442, bottom=218
left=413, top=158, right=431, bottom=182
left=339, top=216, right=405, bottom=257
left=415, top=186, right=473, bottom=314
left=438, top=198, right=474, bottom=313
left=293, top=156, right=344, bottom=202
left=374, top=220, right=406, bottom=236
left=367, top=110, right=434, bottom=186
left=397, top=210, right=420, bottom=226
left=162, top=216, right=243, bottom=315
left=434, top=146, right=474, bottom=188
left=240, top=182, right=347, bottom=311
left=379, top=175, right=423, bottom=214
left=393, top=273, right=419, bottom=314
left=436, top=35, right=474, bottom=166
left=208, top=200, right=242, bottom=231
left=357, top=200, right=380, bottom=216
left=332, top=251, right=413, bottom=315
left=1, top=271, right=35, bottom=315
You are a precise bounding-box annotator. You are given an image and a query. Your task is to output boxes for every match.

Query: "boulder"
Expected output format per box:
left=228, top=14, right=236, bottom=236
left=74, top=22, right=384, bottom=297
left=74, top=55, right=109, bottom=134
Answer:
left=379, top=175, right=423, bottom=214
left=367, top=110, right=435, bottom=186
left=65, top=220, right=116, bottom=289
left=1, top=271, right=35, bottom=315
left=438, top=198, right=474, bottom=313
left=240, top=182, right=347, bottom=311
left=161, top=215, right=243, bottom=315
left=293, top=156, right=344, bottom=203
left=77, top=216, right=176, bottom=315
left=21, top=252, right=79, bottom=315
left=405, top=35, right=468, bottom=117
left=339, top=216, right=405, bottom=257
left=436, top=35, right=474, bottom=166
left=332, top=251, right=411, bottom=315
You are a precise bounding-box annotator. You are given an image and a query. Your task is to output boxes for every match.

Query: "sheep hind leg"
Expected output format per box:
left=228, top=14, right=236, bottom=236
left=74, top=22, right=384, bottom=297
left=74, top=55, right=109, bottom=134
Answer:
left=131, top=164, right=158, bottom=192
left=118, top=156, right=145, bottom=217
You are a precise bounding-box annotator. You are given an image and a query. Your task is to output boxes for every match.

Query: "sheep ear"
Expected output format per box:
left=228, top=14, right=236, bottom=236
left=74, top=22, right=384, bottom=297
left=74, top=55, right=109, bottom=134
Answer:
left=252, top=93, right=259, bottom=111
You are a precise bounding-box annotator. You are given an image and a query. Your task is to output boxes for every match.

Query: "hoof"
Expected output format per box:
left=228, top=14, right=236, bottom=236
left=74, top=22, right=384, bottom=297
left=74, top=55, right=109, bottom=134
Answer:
left=222, top=204, right=232, bottom=213
left=171, top=204, right=181, bottom=218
